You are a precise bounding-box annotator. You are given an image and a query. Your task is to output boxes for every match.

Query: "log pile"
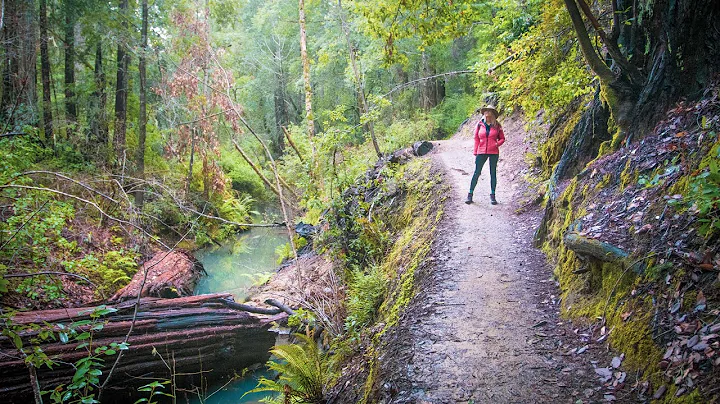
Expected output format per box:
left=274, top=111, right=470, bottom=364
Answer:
left=0, top=293, right=285, bottom=402
left=110, top=250, right=205, bottom=302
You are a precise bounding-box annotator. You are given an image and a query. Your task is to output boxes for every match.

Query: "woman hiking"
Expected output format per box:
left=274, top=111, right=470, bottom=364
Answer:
left=465, top=105, right=505, bottom=205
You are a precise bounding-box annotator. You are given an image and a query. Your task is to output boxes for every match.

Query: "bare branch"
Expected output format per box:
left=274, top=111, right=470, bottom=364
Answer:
left=380, top=70, right=475, bottom=99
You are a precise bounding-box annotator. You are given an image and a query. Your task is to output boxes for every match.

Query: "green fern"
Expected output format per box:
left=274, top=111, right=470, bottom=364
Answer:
left=247, top=334, right=327, bottom=403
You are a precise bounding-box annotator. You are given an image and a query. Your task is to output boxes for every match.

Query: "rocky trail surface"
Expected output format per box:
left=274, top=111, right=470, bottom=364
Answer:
left=379, top=117, right=634, bottom=403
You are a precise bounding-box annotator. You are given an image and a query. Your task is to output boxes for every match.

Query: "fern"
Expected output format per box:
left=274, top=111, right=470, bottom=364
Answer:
left=247, top=334, right=327, bottom=404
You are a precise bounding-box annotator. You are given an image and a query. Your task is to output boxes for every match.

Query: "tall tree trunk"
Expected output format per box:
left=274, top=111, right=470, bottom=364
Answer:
left=39, top=0, right=53, bottom=145
left=91, top=42, right=108, bottom=151
left=135, top=0, right=148, bottom=208
left=114, top=0, right=129, bottom=169
left=64, top=0, right=77, bottom=134
left=273, top=66, right=288, bottom=154
left=337, top=0, right=381, bottom=157
left=1, top=0, right=36, bottom=122
left=298, top=0, right=315, bottom=141
left=186, top=128, right=196, bottom=196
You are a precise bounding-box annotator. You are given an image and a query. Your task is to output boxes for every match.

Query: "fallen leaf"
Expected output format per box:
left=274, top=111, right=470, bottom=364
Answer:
left=595, top=367, right=613, bottom=382
left=670, top=300, right=681, bottom=314
left=663, top=346, right=674, bottom=360
left=611, top=356, right=622, bottom=368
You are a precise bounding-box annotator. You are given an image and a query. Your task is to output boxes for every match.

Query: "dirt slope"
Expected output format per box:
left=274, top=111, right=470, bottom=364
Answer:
left=377, top=116, right=630, bottom=403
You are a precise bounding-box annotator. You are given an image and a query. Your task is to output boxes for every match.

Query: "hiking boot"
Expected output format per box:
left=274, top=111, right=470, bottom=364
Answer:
left=490, top=194, right=498, bottom=205
left=465, top=193, right=473, bottom=204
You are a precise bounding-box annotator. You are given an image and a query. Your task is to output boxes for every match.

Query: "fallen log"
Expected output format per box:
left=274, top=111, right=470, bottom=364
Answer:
left=0, top=293, right=286, bottom=403
left=110, top=250, right=205, bottom=302
left=564, top=232, right=629, bottom=262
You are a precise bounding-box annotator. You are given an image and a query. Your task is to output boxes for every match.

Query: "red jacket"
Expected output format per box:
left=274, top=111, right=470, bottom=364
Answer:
left=473, top=121, right=505, bottom=155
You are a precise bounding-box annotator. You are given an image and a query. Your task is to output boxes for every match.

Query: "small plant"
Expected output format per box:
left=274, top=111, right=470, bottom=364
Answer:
left=344, top=266, right=386, bottom=331
left=134, top=380, right=173, bottom=404
left=275, top=236, right=308, bottom=264
left=248, top=334, right=327, bottom=404
left=689, top=149, right=720, bottom=238
left=44, top=305, right=128, bottom=403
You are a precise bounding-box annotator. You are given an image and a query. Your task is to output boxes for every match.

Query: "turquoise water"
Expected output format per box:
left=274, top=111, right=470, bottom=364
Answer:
left=187, top=367, right=277, bottom=404
left=190, top=226, right=289, bottom=403
left=194, top=227, right=289, bottom=301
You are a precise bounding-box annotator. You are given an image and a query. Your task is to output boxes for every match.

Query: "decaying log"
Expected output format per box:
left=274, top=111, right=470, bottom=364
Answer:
left=564, top=232, right=629, bottom=262
left=389, top=140, right=434, bottom=164
left=110, top=250, right=204, bottom=302
left=0, top=293, right=286, bottom=403
left=412, top=141, right=433, bottom=157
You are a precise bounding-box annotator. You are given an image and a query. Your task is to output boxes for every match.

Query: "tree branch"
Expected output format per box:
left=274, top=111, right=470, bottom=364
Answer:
left=563, top=0, right=615, bottom=84
left=380, top=70, right=475, bottom=99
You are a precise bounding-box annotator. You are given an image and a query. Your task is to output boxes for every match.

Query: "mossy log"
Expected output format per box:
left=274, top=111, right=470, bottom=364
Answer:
left=564, top=232, right=629, bottom=262
left=0, top=293, right=285, bottom=403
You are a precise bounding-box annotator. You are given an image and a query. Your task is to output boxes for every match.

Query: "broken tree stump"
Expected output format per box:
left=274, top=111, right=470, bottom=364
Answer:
left=0, top=293, right=286, bottom=403
left=110, top=250, right=205, bottom=302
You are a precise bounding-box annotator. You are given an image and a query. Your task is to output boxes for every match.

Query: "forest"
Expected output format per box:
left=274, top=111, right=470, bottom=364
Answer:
left=1, top=0, right=719, bottom=402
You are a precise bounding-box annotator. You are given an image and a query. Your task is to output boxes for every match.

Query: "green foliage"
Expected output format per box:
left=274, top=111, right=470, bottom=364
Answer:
left=356, top=0, right=481, bottom=63
left=344, top=266, right=387, bottom=331
left=249, top=334, right=327, bottom=404
left=62, top=249, right=140, bottom=297
left=1, top=306, right=128, bottom=404
left=134, top=380, right=173, bottom=404
left=275, top=236, right=308, bottom=265
left=429, top=94, right=477, bottom=137
left=687, top=141, right=720, bottom=238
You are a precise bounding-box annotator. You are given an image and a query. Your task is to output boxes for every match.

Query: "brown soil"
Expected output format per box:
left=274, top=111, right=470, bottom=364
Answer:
left=375, top=115, right=633, bottom=403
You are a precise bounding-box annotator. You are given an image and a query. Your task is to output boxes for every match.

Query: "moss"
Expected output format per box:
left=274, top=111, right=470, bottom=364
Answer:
left=540, top=109, right=584, bottom=176
left=659, top=387, right=704, bottom=404
left=620, top=158, right=637, bottom=190
left=597, top=139, right=614, bottom=157
left=595, top=173, right=613, bottom=190
left=334, top=157, right=448, bottom=402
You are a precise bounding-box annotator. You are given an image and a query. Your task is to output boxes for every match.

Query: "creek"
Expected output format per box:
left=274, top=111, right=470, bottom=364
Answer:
left=189, top=226, right=290, bottom=403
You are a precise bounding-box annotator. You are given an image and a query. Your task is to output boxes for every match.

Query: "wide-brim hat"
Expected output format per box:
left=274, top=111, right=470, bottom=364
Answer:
left=480, top=105, right=500, bottom=118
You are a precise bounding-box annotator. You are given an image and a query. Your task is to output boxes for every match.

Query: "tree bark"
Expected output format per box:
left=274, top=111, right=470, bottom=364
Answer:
left=564, top=232, right=629, bottom=262
left=281, top=126, right=303, bottom=162
left=135, top=0, right=148, bottom=208
left=114, top=0, right=129, bottom=168
left=185, top=128, right=196, bottom=196
left=64, top=0, right=77, bottom=132
left=563, top=0, right=637, bottom=131
left=273, top=66, right=288, bottom=154
left=337, top=0, right=381, bottom=157
left=90, top=42, right=108, bottom=151
left=39, top=0, right=53, bottom=145
left=1, top=0, right=37, bottom=121
left=298, top=0, right=315, bottom=141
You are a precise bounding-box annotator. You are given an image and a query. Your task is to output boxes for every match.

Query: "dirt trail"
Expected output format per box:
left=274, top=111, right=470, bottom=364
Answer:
left=382, top=117, right=618, bottom=403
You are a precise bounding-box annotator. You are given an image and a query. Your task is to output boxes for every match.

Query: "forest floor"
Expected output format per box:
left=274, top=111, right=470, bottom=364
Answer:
left=379, top=116, right=635, bottom=403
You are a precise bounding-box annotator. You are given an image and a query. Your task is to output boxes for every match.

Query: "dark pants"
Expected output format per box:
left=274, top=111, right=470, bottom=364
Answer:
left=469, top=154, right=499, bottom=194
